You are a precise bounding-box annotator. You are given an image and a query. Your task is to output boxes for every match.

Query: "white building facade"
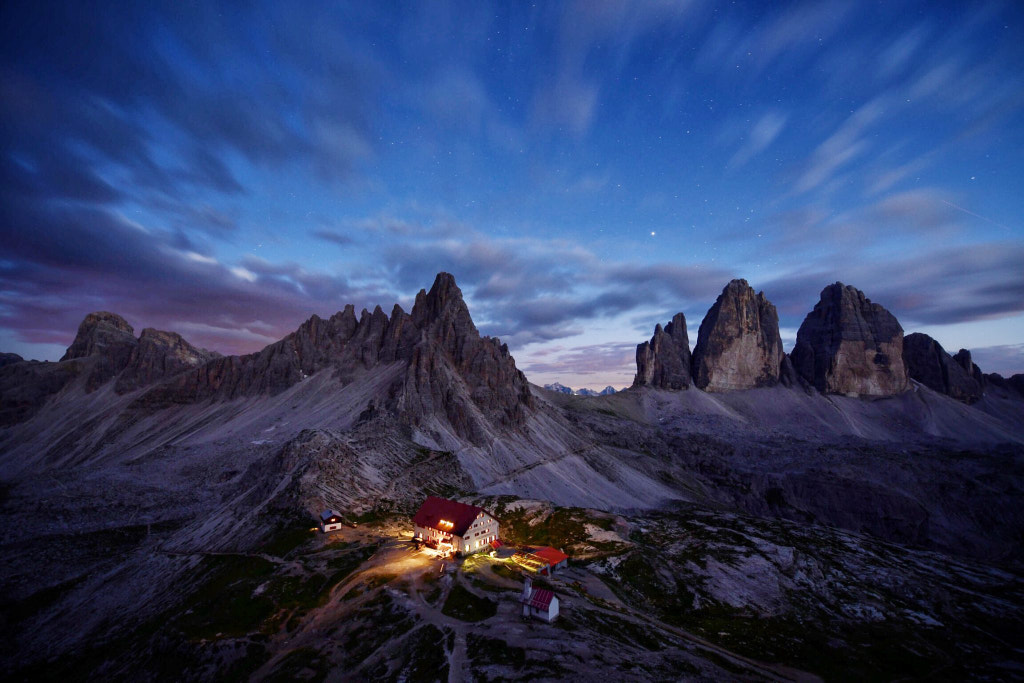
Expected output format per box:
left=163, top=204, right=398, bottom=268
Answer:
left=412, top=496, right=499, bottom=555
left=319, top=509, right=344, bottom=532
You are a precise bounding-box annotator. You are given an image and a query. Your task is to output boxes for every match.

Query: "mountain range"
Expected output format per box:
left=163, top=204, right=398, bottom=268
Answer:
left=542, top=383, right=618, bottom=396
left=1, top=272, right=1021, bottom=680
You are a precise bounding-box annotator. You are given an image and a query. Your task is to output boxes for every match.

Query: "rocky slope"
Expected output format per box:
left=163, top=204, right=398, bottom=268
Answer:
left=791, top=282, right=909, bottom=396
left=633, top=312, right=692, bottom=390
left=691, top=279, right=784, bottom=391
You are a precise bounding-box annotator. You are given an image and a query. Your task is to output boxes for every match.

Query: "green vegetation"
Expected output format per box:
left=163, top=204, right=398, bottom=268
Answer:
left=495, top=505, right=620, bottom=556
left=174, top=541, right=378, bottom=641
left=441, top=583, right=497, bottom=622
left=498, top=506, right=591, bottom=549
left=397, top=625, right=451, bottom=682
left=490, top=561, right=522, bottom=580
left=1, top=574, right=88, bottom=626
left=340, top=593, right=418, bottom=666
left=265, top=646, right=328, bottom=683
left=467, top=633, right=526, bottom=668
left=350, top=505, right=395, bottom=526
left=175, top=555, right=278, bottom=639
left=471, top=577, right=511, bottom=594
left=365, top=573, right=396, bottom=590
left=573, top=609, right=665, bottom=651
left=263, top=521, right=317, bottom=558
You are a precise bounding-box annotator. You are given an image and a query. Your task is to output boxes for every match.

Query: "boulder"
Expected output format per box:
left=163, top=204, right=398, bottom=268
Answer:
left=691, top=279, right=783, bottom=391
left=633, top=312, right=691, bottom=390
left=903, top=333, right=981, bottom=403
left=791, top=283, right=909, bottom=396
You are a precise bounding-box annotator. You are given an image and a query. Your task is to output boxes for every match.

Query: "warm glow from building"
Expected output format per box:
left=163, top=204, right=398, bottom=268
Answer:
left=438, top=519, right=453, bottom=529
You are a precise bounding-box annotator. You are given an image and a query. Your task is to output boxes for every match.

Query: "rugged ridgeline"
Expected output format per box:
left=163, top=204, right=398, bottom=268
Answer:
left=132, top=272, right=532, bottom=440
left=632, top=278, right=1024, bottom=405
left=903, top=333, right=982, bottom=403
left=0, top=312, right=217, bottom=425
left=542, top=383, right=617, bottom=396
left=0, top=273, right=533, bottom=443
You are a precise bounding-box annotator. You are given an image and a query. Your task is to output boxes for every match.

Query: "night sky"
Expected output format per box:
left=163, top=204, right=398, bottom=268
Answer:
left=2, top=1, right=1022, bottom=389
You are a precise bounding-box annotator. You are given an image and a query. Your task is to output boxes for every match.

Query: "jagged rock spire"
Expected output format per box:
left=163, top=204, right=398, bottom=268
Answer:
left=634, top=312, right=691, bottom=390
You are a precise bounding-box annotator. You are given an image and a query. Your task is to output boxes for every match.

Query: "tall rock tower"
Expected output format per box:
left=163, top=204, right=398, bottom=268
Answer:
left=691, top=279, right=784, bottom=392
left=791, top=283, right=909, bottom=396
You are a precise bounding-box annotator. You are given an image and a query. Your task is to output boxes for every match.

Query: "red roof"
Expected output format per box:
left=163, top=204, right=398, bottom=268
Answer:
left=412, top=496, right=485, bottom=537
left=489, top=539, right=503, bottom=549
left=523, top=588, right=555, bottom=611
left=530, top=546, right=569, bottom=566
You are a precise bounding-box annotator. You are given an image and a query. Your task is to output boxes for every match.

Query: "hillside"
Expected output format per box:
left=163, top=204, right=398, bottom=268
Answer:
left=1, top=272, right=1022, bottom=680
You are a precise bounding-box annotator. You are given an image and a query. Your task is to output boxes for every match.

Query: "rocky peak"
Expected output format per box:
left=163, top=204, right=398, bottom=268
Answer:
left=903, top=333, right=981, bottom=404
left=60, top=312, right=136, bottom=362
left=59, top=312, right=139, bottom=391
left=791, top=283, right=908, bottom=396
left=691, top=279, right=784, bottom=392
left=115, top=328, right=216, bottom=393
left=634, top=312, right=692, bottom=390
left=403, top=273, right=532, bottom=439
left=411, top=272, right=479, bottom=364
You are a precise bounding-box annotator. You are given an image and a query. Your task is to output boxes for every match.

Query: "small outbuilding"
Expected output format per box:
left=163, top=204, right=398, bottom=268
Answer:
left=531, top=546, right=570, bottom=575
left=511, top=546, right=570, bottom=575
left=319, top=509, right=345, bottom=533
left=521, top=577, right=559, bottom=622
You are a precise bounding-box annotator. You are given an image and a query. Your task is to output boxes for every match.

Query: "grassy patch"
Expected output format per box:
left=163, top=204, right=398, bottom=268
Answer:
left=471, top=577, right=513, bottom=594
left=341, top=593, right=418, bottom=666
left=174, top=555, right=278, bottom=639
left=398, top=625, right=451, bottom=682
left=350, top=506, right=395, bottom=526
left=467, top=633, right=526, bottom=668
left=263, top=522, right=317, bottom=558
left=365, top=573, right=396, bottom=590
left=265, top=646, right=328, bottom=683
left=574, top=609, right=665, bottom=651
left=490, top=562, right=523, bottom=581
left=2, top=574, right=88, bottom=626
left=441, top=583, right=497, bottom=622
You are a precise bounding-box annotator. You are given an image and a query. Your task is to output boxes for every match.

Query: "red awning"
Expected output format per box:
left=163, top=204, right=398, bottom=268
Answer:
left=530, top=546, right=569, bottom=566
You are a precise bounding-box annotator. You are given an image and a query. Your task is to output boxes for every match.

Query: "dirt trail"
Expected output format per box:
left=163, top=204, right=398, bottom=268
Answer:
left=246, top=526, right=822, bottom=682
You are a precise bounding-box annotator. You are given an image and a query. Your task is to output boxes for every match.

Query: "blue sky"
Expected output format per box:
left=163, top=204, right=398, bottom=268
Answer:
left=2, top=0, right=1022, bottom=388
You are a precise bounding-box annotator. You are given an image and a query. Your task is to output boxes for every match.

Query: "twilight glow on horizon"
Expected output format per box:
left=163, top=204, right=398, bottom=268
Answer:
left=1, top=0, right=1022, bottom=389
